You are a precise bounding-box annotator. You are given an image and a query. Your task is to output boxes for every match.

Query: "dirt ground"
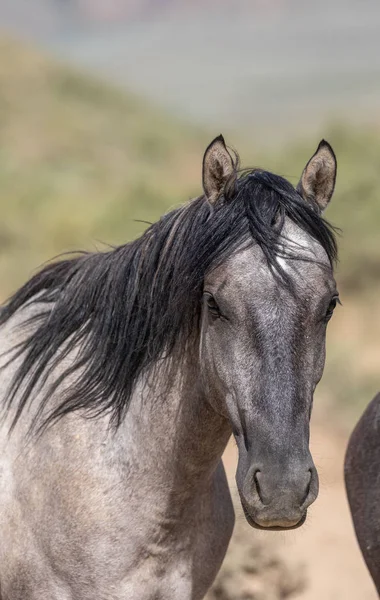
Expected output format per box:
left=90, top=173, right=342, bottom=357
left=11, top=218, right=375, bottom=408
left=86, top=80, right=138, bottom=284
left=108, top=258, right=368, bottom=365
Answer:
left=221, top=419, right=377, bottom=599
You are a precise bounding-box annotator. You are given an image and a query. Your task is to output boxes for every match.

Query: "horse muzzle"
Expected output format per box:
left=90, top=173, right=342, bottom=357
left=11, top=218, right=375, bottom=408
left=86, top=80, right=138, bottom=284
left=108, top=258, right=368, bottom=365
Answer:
left=237, top=460, right=319, bottom=531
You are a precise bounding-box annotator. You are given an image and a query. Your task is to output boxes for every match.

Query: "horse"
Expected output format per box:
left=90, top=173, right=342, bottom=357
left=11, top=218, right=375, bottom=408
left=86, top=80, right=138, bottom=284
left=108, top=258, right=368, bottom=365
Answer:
left=345, top=392, right=380, bottom=594
left=0, top=134, right=339, bottom=599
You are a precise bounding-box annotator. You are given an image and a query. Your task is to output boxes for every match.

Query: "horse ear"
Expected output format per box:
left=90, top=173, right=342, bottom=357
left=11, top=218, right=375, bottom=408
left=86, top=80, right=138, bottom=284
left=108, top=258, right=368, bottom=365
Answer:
left=297, top=140, right=337, bottom=212
left=202, top=135, right=235, bottom=203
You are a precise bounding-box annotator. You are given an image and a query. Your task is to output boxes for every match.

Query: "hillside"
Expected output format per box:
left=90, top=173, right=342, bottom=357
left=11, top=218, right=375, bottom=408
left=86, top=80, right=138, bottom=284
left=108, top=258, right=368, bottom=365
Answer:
left=0, top=37, right=206, bottom=296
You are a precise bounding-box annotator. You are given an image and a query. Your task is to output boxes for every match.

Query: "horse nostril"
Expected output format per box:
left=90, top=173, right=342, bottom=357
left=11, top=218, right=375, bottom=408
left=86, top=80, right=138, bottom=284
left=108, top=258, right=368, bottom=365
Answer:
left=253, top=469, right=264, bottom=504
left=301, top=468, right=313, bottom=506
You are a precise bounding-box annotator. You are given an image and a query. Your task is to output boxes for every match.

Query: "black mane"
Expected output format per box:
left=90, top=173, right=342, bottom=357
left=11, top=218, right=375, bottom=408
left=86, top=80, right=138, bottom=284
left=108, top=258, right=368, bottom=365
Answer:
left=0, top=169, right=337, bottom=430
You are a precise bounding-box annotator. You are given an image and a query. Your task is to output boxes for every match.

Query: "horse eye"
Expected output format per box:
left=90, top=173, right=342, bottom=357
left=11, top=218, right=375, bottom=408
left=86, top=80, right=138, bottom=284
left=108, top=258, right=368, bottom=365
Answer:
left=206, top=295, right=221, bottom=318
left=325, top=296, right=340, bottom=321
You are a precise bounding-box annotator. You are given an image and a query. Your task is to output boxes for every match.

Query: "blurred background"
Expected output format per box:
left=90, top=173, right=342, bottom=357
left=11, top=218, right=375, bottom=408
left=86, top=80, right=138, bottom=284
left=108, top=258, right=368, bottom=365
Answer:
left=1, top=1, right=380, bottom=598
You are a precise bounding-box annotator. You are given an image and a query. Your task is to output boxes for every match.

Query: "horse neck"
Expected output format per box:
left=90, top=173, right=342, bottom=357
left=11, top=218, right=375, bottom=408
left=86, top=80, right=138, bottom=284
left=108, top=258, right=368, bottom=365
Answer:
left=118, top=342, right=231, bottom=496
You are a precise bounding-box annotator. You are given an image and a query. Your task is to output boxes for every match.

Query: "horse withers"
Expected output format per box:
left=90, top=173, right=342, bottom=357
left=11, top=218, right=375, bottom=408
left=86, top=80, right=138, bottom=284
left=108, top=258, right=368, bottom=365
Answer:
left=0, top=136, right=338, bottom=599
left=345, top=392, right=380, bottom=594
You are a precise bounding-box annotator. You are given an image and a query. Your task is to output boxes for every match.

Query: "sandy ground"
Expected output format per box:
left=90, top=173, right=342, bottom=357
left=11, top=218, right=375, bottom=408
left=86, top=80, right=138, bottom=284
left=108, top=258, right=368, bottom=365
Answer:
left=222, top=420, right=377, bottom=599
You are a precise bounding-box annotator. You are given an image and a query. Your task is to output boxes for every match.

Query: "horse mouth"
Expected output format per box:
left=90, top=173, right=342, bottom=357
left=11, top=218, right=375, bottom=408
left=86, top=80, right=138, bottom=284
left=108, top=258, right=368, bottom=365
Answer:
left=242, top=506, right=307, bottom=531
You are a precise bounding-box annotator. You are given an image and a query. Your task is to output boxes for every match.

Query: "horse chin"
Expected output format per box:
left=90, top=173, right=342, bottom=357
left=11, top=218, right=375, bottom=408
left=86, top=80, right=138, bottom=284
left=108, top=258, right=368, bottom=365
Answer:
left=242, top=507, right=307, bottom=531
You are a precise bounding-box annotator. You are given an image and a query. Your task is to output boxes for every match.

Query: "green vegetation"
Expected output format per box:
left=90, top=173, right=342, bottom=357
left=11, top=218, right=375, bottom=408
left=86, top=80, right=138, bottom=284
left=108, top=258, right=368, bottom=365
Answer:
left=0, top=37, right=379, bottom=421
left=0, top=37, right=206, bottom=295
